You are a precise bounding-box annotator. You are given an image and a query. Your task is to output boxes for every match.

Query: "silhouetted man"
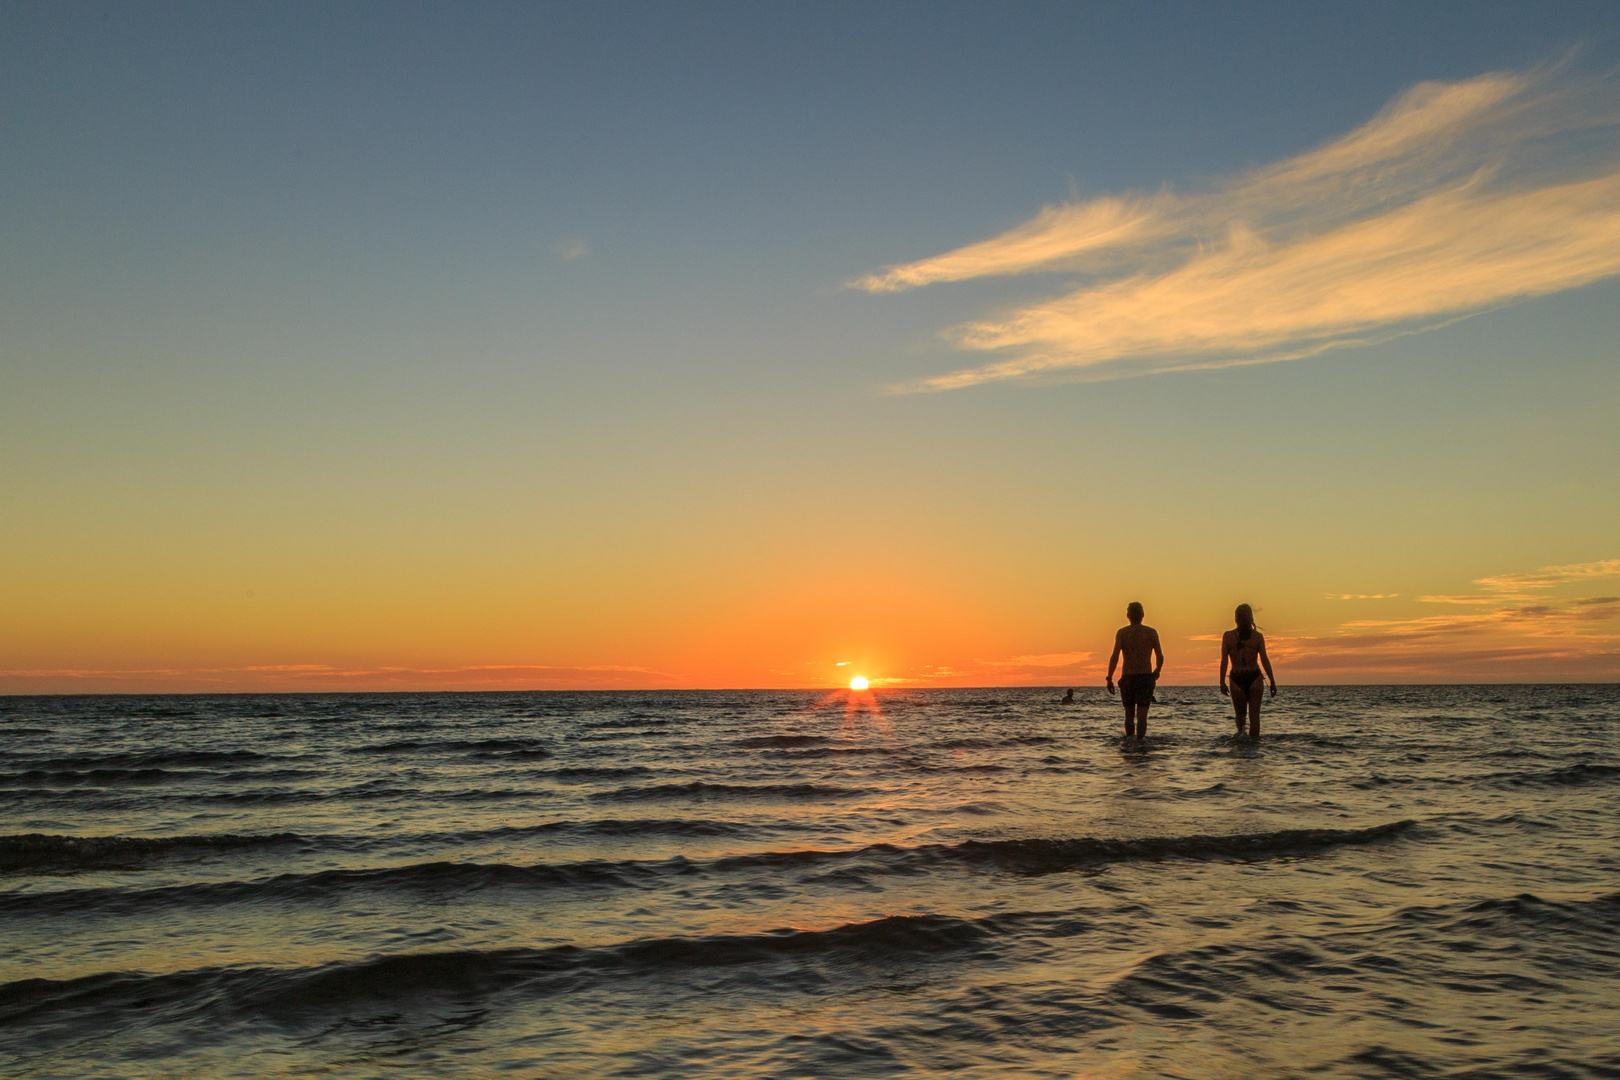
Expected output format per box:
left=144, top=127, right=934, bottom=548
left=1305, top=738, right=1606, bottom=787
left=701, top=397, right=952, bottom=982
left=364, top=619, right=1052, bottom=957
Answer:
left=1107, top=601, right=1163, bottom=739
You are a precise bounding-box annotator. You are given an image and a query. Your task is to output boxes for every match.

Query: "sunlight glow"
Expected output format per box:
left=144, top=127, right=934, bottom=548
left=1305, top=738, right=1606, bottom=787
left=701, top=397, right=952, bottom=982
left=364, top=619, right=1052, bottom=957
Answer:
left=849, top=676, right=869, bottom=691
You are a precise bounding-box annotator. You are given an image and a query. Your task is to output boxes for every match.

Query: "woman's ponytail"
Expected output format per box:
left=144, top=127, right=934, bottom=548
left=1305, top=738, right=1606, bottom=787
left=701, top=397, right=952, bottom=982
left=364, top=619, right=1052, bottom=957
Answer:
left=1235, top=603, right=1256, bottom=642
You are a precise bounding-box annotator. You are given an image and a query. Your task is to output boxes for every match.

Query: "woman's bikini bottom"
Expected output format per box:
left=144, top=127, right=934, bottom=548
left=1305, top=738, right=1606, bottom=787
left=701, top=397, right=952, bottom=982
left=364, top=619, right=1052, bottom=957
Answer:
left=1230, top=669, right=1262, bottom=694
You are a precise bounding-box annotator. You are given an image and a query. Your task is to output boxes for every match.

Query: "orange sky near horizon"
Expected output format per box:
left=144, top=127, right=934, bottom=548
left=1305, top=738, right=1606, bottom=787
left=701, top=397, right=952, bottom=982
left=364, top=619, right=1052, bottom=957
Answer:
left=4, top=554, right=1617, bottom=694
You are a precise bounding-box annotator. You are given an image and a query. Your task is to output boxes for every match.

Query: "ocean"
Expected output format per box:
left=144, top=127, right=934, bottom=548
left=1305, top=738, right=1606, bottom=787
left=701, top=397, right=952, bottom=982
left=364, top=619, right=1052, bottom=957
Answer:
left=2, top=686, right=1617, bottom=1078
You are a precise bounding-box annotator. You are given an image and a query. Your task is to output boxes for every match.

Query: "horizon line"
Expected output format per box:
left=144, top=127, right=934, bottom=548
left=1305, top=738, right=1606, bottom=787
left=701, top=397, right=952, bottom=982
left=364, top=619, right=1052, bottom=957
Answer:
left=4, top=680, right=1617, bottom=698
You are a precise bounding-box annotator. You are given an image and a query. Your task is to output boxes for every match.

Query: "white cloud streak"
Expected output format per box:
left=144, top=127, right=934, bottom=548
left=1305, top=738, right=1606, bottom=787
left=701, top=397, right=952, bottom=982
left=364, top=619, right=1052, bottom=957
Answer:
left=854, top=63, right=1620, bottom=389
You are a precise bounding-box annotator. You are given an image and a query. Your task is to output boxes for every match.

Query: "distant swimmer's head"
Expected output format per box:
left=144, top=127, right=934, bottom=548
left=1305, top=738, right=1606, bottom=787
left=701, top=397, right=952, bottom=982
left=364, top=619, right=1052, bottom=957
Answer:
left=1234, top=603, right=1256, bottom=640
left=1126, top=601, right=1144, bottom=623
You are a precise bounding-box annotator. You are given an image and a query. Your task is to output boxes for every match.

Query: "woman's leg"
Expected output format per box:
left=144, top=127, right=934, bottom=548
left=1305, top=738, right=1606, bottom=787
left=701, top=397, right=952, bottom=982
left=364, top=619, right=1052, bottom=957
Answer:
left=1231, top=682, right=1247, bottom=732
left=1247, top=686, right=1262, bottom=738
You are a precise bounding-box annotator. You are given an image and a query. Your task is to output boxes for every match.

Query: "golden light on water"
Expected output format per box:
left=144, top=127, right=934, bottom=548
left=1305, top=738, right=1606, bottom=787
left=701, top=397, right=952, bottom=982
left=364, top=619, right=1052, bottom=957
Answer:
left=849, top=676, right=869, bottom=691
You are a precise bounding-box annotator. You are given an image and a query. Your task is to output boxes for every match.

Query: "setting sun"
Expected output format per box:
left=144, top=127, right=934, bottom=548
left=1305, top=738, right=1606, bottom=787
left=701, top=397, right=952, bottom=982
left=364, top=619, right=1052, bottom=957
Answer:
left=849, top=676, right=869, bottom=691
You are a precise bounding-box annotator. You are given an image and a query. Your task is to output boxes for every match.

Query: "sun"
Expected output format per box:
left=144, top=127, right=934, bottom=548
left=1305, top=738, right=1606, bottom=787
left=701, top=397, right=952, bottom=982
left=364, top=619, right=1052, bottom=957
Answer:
left=849, top=676, right=869, bottom=691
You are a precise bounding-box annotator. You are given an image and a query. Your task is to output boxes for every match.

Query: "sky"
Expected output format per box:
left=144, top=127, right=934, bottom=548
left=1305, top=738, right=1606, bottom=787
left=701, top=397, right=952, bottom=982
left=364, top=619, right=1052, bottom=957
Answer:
left=3, top=1, right=1619, bottom=692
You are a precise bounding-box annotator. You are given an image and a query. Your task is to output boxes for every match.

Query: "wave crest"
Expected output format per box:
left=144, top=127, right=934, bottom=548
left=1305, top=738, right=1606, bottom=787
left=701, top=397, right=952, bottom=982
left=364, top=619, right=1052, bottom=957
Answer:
left=0, top=821, right=1413, bottom=913
left=0, top=832, right=306, bottom=873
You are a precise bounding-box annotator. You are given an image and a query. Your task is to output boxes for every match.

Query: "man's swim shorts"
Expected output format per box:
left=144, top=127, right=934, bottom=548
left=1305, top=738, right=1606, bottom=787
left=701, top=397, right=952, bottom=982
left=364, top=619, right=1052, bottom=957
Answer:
left=1119, top=673, right=1156, bottom=708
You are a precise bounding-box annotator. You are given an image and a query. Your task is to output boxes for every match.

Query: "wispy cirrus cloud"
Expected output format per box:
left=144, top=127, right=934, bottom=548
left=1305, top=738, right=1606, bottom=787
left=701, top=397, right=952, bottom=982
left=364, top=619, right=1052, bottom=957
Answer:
left=854, top=62, right=1620, bottom=390
left=1475, top=558, right=1620, bottom=595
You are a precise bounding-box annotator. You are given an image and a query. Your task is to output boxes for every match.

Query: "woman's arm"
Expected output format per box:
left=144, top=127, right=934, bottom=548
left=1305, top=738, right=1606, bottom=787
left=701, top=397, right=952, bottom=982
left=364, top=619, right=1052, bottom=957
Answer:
left=1219, top=632, right=1230, bottom=697
left=1258, top=635, right=1277, bottom=696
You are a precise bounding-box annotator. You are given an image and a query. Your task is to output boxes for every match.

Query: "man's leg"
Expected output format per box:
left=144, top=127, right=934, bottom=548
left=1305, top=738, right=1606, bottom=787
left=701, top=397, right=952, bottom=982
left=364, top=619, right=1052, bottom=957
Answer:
left=1134, top=703, right=1149, bottom=739
left=1123, top=700, right=1135, bottom=737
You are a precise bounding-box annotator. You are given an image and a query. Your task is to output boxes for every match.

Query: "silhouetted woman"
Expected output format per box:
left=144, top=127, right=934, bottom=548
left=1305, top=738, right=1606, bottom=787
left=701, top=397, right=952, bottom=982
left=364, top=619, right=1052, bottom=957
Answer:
left=1220, top=604, right=1275, bottom=737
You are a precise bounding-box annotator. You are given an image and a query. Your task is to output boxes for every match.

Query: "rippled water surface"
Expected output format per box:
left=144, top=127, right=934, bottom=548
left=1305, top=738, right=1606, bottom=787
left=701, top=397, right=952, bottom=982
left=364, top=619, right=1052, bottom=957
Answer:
left=2, top=686, right=1618, bottom=1077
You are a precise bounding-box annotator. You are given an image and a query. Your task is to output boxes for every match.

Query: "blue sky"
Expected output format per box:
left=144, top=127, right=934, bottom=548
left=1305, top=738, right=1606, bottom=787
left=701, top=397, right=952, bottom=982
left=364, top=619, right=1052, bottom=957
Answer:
left=3, top=2, right=1619, bottom=689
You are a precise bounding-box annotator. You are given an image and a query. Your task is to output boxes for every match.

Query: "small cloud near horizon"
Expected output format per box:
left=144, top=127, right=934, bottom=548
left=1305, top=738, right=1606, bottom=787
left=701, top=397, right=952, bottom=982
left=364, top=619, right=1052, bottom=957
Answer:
left=977, top=651, right=1093, bottom=667
left=853, top=59, right=1620, bottom=390
left=1280, top=557, right=1620, bottom=678
left=557, top=237, right=591, bottom=261
left=0, top=662, right=678, bottom=694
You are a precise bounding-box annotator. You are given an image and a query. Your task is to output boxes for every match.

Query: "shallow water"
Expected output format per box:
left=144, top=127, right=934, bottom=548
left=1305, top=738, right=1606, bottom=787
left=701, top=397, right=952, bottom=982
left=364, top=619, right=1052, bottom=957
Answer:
left=2, top=686, right=1617, bottom=1078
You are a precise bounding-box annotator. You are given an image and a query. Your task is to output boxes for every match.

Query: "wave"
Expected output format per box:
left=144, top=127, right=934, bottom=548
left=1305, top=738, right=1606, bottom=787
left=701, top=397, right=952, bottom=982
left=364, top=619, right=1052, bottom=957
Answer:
left=0, top=783, right=579, bottom=810
left=1396, top=890, right=1620, bottom=937
left=948, top=800, right=1009, bottom=815
left=591, top=715, right=674, bottom=729
left=0, top=750, right=273, bottom=772
left=573, top=724, right=677, bottom=740
left=354, top=738, right=551, bottom=759
left=1352, top=761, right=1620, bottom=792
left=1507, top=762, right=1620, bottom=787
left=590, top=782, right=873, bottom=802
left=1224, top=732, right=1356, bottom=747
left=700, top=821, right=1417, bottom=879
left=733, top=735, right=830, bottom=748
left=935, top=736, right=1056, bottom=749
left=453, top=817, right=763, bottom=841
left=539, top=766, right=657, bottom=781
left=0, top=767, right=320, bottom=789
left=374, top=816, right=793, bottom=848
left=1104, top=889, right=1620, bottom=1024
left=0, top=911, right=1020, bottom=1030
left=0, top=860, right=678, bottom=917
left=0, top=768, right=204, bottom=787
left=0, top=822, right=1414, bottom=915
left=2, top=816, right=780, bottom=875
left=1, top=832, right=307, bottom=873
left=770, top=746, right=903, bottom=759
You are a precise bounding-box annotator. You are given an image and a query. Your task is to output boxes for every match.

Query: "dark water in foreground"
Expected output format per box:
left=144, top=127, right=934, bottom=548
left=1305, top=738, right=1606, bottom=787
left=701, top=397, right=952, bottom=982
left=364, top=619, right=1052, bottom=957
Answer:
left=2, top=686, right=1618, bottom=1078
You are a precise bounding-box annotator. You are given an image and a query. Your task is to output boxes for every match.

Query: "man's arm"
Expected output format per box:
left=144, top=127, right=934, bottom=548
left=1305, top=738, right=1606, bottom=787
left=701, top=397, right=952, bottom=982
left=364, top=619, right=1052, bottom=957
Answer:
left=1151, top=629, right=1164, bottom=679
left=1106, top=631, right=1121, bottom=692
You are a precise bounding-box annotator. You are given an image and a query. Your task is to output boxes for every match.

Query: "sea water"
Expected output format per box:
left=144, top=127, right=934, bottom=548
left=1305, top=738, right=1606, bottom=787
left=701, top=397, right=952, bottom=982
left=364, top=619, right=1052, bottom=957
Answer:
left=2, top=686, right=1617, bottom=1078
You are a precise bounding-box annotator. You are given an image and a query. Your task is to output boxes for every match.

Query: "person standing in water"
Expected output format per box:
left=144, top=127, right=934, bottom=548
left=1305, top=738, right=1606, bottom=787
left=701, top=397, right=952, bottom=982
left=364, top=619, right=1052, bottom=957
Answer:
left=1220, top=603, right=1276, bottom=737
left=1107, top=602, right=1163, bottom=739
